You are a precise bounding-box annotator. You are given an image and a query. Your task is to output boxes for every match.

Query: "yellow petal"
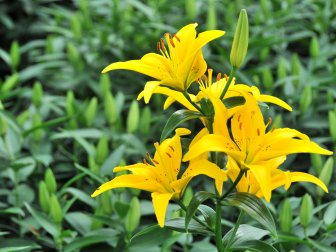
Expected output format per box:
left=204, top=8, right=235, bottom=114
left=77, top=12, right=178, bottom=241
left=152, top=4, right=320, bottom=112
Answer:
left=259, top=94, right=292, bottom=111
left=142, top=81, right=161, bottom=103
left=183, top=134, right=243, bottom=162
left=192, top=30, right=225, bottom=55
left=91, top=174, right=165, bottom=197
left=182, top=159, right=228, bottom=195
left=247, top=163, right=272, bottom=202
left=152, top=192, right=174, bottom=227
left=102, top=53, right=169, bottom=80
left=290, top=172, right=328, bottom=192
left=184, top=51, right=207, bottom=88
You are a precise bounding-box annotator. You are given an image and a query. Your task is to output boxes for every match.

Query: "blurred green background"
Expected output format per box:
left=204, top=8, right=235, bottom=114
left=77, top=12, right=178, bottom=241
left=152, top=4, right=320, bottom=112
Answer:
left=0, top=0, right=335, bottom=251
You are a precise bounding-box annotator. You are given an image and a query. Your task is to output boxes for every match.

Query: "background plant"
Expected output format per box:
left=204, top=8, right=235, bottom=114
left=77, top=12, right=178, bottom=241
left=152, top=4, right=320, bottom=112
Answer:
left=0, top=0, right=335, bottom=251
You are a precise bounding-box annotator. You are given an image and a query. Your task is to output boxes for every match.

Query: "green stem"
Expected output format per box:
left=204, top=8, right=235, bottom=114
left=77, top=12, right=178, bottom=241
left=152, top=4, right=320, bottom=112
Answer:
left=183, top=91, right=205, bottom=115
left=221, top=169, right=246, bottom=200
left=215, top=199, right=224, bottom=252
left=224, top=210, right=244, bottom=251
left=176, top=200, right=212, bottom=231
left=220, top=67, right=237, bottom=100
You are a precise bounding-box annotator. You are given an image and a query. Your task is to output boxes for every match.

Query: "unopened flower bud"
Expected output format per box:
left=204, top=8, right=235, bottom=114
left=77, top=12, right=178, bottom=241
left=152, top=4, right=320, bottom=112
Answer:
left=38, top=181, right=50, bottom=213
left=96, top=135, right=108, bottom=165
left=125, top=197, right=141, bottom=233
left=300, top=194, right=313, bottom=228
left=50, top=194, right=63, bottom=224
left=329, top=111, right=336, bottom=142
left=299, top=85, right=312, bottom=114
left=32, top=81, right=43, bottom=108
left=84, top=97, right=98, bottom=127
left=10, top=41, right=20, bottom=70
left=127, top=100, right=139, bottom=133
left=310, top=36, right=319, bottom=58
left=317, top=157, right=333, bottom=197
left=45, top=168, right=57, bottom=194
left=280, top=198, right=292, bottom=233
left=230, top=9, right=249, bottom=68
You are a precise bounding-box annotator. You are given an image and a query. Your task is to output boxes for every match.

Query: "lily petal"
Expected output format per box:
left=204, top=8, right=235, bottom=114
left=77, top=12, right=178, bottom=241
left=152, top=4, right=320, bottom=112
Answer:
left=259, top=94, right=292, bottom=111
left=152, top=192, right=174, bottom=227
left=91, top=174, right=166, bottom=197
left=247, top=163, right=272, bottom=202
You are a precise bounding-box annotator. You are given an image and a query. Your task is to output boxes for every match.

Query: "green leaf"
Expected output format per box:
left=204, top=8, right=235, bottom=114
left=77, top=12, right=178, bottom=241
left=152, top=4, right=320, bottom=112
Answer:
left=74, top=163, right=105, bottom=184
left=223, top=224, right=270, bottom=247
left=198, top=205, right=216, bottom=228
left=160, top=110, right=201, bottom=142
left=63, top=187, right=96, bottom=208
left=308, top=239, right=336, bottom=252
left=130, top=224, right=171, bottom=249
left=222, top=96, right=245, bottom=108
left=100, top=145, right=125, bottom=176
left=324, top=200, right=336, bottom=225
left=165, top=217, right=212, bottom=235
left=51, top=129, right=103, bottom=140
left=65, top=212, right=92, bottom=235
left=0, top=207, right=25, bottom=216
left=185, top=191, right=215, bottom=230
left=63, top=229, right=119, bottom=252
left=230, top=240, right=278, bottom=252
left=24, top=203, right=58, bottom=237
left=222, top=193, right=277, bottom=238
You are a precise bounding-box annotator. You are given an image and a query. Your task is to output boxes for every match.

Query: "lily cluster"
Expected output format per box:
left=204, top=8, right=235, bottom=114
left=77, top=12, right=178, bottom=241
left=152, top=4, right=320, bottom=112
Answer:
left=91, top=21, right=332, bottom=229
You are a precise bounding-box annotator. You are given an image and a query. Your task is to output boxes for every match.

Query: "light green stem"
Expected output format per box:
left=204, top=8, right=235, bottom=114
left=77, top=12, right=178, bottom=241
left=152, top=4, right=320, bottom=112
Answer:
left=182, top=91, right=205, bottom=115
left=220, top=67, right=237, bottom=100
left=221, top=169, right=246, bottom=200
left=215, top=199, right=224, bottom=252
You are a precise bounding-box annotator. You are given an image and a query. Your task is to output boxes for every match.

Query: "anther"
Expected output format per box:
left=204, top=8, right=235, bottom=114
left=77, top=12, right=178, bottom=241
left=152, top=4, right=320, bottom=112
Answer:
left=160, top=39, right=166, bottom=52
left=152, top=159, right=159, bottom=165
left=216, top=73, right=221, bottom=82
left=224, top=74, right=229, bottom=80
left=157, top=41, right=161, bottom=52
left=143, top=158, right=149, bottom=165
left=203, top=75, right=208, bottom=82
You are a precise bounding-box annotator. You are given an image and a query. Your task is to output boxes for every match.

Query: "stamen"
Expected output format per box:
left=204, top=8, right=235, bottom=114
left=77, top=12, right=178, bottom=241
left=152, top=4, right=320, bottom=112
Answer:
left=216, top=73, right=221, bottom=82
left=157, top=41, right=161, bottom=52
left=143, top=158, right=149, bottom=165
left=224, top=74, right=229, bottom=80
left=152, top=159, right=159, bottom=165
left=160, top=39, right=166, bottom=52
left=208, top=69, right=213, bottom=85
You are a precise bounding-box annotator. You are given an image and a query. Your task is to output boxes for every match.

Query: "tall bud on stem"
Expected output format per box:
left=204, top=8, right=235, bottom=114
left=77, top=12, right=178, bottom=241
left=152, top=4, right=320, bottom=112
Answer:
left=230, top=9, right=249, bottom=68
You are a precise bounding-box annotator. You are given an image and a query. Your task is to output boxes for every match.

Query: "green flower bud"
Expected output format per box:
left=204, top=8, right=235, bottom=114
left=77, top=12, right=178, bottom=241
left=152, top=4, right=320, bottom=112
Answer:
left=300, top=194, right=313, bottom=228
left=291, top=54, right=301, bottom=88
left=277, top=57, right=287, bottom=81
left=10, top=41, right=20, bottom=70
left=17, top=110, right=30, bottom=127
left=299, top=85, right=312, bottom=114
left=317, top=157, right=334, bottom=197
left=260, top=47, right=269, bottom=61
left=280, top=198, right=292, bottom=233
left=185, top=0, right=196, bottom=21
left=50, top=194, right=63, bottom=224
left=104, top=91, right=117, bottom=125
left=230, top=9, right=249, bottom=68
left=310, top=36, right=319, bottom=58
left=84, top=97, right=98, bottom=127
left=127, top=100, right=139, bottom=133
left=260, top=0, right=271, bottom=19
left=70, top=13, right=82, bottom=40
left=139, top=106, right=151, bottom=136
left=67, top=42, right=83, bottom=71
left=32, top=81, right=43, bottom=108
left=0, top=117, right=7, bottom=136
left=125, top=197, right=141, bottom=233
left=38, top=181, right=50, bottom=213
left=329, top=111, right=336, bottom=142
left=206, top=0, right=217, bottom=30
left=66, top=91, right=77, bottom=129
left=45, top=168, right=57, bottom=194
left=1, top=73, right=19, bottom=93
left=262, top=67, right=273, bottom=91
left=326, top=89, right=333, bottom=105
left=96, top=135, right=108, bottom=165
left=45, top=36, right=54, bottom=54
left=310, top=154, right=323, bottom=174
left=100, top=190, right=113, bottom=215
left=32, top=113, right=43, bottom=142
left=100, top=74, right=111, bottom=99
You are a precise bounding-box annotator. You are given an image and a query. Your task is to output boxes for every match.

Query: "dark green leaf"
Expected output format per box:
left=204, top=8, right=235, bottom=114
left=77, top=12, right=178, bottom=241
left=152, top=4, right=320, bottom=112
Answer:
left=165, top=217, right=212, bottom=235
left=222, top=193, right=277, bottom=238
left=231, top=240, right=278, bottom=252
left=222, top=96, right=245, bottom=108
left=160, top=110, right=201, bottom=142
left=185, top=191, right=215, bottom=230
left=101, top=145, right=125, bottom=176
left=198, top=205, right=216, bottom=228
left=130, top=224, right=171, bottom=249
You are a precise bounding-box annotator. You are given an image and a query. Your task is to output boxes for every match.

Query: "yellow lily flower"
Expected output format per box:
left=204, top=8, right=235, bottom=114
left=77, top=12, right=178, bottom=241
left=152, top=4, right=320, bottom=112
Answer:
left=102, top=24, right=225, bottom=102
left=91, top=128, right=227, bottom=227
left=138, top=69, right=292, bottom=114
left=183, top=90, right=332, bottom=201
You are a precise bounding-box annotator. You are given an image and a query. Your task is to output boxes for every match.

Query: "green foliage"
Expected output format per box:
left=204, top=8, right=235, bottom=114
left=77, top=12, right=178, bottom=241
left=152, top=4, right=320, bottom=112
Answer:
left=0, top=0, right=335, bottom=251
